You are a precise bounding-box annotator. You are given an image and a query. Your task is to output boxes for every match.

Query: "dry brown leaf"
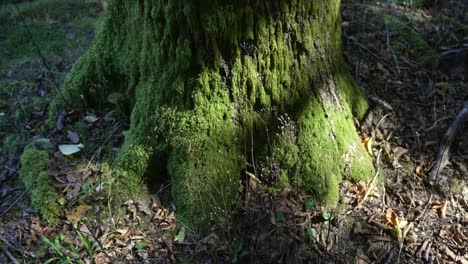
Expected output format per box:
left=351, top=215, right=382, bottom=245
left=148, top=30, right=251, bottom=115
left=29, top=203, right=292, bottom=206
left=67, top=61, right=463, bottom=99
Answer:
left=162, top=234, right=175, bottom=254
left=385, top=208, right=399, bottom=227
left=415, top=164, right=427, bottom=179
left=385, top=208, right=403, bottom=247
left=405, top=230, right=418, bottom=245
left=136, top=200, right=152, bottom=216
left=442, top=245, right=458, bottom=262
left=124, top=199, right=138, bottom=219
left=66, top=203, right=92, bottom=222
left=392, top=146, right=408, bottom=168
left=94, top=252, right=111, bottom=264
left=416, top=239, right=430, bottom=258
left=362, top=137, right=373, bottom=156
left=433, top=200, right=449, bottom=218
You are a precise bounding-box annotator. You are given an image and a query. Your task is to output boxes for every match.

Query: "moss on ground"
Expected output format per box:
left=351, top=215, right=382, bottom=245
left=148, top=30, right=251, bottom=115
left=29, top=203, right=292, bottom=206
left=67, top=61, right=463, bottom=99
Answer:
left=19, top=147, right=60, bottom=225
left=0, top=0, right=102, bottom=66
left=383, top=14, right=436, bottom=61
left=50, top=0, right=375, bottom=226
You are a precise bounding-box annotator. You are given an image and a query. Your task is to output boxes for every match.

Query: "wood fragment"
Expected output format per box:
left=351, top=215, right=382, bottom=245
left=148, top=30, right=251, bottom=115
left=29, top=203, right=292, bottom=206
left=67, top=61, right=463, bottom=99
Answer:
left=428, top=100, right=468, bottom=181
left=2, top=247, right=20, bottom=264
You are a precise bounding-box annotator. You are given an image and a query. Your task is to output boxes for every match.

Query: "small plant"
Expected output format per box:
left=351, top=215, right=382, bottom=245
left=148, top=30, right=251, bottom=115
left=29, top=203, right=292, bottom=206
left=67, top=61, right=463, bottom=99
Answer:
left=41, top=226, right=107, bottom=264
left=232, top=241, right=249, bottom=264
left=41, top=234, right=83, bottom=264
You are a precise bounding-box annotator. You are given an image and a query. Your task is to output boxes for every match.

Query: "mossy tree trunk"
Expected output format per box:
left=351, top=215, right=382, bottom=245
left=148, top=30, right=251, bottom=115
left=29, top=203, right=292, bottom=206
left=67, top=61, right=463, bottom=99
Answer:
left=51, top=0, right=374, bottom=225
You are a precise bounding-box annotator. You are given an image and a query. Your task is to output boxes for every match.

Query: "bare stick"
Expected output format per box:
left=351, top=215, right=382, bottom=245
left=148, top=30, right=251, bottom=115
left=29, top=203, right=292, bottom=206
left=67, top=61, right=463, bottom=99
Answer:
left=0, top=188, right=28, bottom=218
left=355, top=149, right=382, bottom=209
left=12, top=3, right=69, bottom=105
left=428, top=100, right=468, bottom=181
left=2, top=247, right=20, bottom=264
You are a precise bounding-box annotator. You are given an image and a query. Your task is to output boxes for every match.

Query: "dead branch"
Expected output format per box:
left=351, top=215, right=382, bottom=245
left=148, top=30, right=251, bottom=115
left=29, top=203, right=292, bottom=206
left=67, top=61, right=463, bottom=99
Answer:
left=428, top=100, right=468, bottom=181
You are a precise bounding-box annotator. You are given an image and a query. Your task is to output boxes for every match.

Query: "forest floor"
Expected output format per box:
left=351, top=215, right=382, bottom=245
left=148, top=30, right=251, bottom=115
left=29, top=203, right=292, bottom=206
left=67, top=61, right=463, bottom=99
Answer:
left=0, top=0, right=466, bottom=263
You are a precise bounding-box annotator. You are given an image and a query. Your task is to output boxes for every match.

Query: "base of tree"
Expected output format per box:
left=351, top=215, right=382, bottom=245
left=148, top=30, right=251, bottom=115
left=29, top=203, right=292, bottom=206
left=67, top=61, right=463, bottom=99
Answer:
left=49, top=0, right=374, bottom=226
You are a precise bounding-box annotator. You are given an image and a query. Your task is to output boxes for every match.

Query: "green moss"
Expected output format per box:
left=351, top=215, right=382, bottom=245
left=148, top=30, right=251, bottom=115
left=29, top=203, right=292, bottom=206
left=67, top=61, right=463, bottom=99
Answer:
left=449, top=177, right=462, bottom=192
left=72, top=121, right=89, bottom=142
left=113, top=145, right=152, bottom=199
left=383, top=14, right=436, bottom=62
left=52, top=0, right=375, bottom=226
left=439, top=15, right=468, bottom=35
left=19, top=147, right=60, bottom=225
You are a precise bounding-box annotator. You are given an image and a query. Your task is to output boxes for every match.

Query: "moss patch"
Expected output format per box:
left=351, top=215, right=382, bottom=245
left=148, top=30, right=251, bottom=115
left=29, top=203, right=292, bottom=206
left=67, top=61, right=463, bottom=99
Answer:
left=19, top=147, right=60, bottom=225
left=383, top=14, right=436, bottom=61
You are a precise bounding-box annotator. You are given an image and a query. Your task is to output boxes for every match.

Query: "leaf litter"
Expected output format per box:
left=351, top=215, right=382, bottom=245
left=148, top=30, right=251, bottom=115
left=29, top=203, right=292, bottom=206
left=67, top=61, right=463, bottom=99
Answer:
left=0, top=0, right=467, bottom=263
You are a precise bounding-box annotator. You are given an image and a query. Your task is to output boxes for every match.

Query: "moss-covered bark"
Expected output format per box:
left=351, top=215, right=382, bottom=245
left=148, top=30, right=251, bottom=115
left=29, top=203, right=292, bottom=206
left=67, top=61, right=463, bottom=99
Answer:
left=51, top=0, right=374, bottom=225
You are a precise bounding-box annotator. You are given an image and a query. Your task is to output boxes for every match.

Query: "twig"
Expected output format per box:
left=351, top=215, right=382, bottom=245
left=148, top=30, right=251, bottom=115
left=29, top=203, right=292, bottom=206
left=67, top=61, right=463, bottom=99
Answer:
left=369, top=96, right=394, bottom=112
left=428, top=100, right=468, bottom=181
left=375, top=113, right=392, bottom=131
left=0, top=188, right=28, bottom=218
left=0, top=236, right=25, bottom=261
left=2, top=166, right=18, bottom=173
left=385, top=21, right=401, bottom=74
left=439, top=47, right=468, bottom=57
left=348, top=36, right=397, bottom=75
left=2, top=247, right=20, bottom=264
left=355, top=149, right=383, bottom=209
left=415, top=194, right=433, bottom=227
left=421, top=116, right=452, bottom=134
left=12, top=3, right=68, bottom=105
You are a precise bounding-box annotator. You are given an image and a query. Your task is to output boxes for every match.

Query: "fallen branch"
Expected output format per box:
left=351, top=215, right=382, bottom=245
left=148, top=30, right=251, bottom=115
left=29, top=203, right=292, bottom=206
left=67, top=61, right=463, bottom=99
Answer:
left=428, top=100, right=468, bottom=181
left=0, top=188, right=28, bottom=218
left=2, top=247, right=20, bottom=264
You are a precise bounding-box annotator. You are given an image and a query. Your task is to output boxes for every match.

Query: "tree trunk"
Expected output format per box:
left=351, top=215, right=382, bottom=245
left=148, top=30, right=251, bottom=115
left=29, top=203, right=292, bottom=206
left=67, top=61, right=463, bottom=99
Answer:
left=51, top=0, right=374, bottom=226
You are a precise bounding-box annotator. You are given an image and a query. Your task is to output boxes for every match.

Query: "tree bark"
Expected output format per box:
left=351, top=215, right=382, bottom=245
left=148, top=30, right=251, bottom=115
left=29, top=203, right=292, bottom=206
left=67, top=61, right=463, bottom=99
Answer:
left=51, top=0, right=374, bottom=226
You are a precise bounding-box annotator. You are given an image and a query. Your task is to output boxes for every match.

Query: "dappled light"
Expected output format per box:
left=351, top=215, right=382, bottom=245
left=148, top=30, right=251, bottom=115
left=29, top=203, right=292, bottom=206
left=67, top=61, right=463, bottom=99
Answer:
left=0, top=0, right=466, bottom=263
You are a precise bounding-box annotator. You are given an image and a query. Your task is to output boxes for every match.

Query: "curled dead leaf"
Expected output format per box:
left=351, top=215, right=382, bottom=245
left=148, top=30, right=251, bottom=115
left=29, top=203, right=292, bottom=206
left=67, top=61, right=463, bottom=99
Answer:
left=433, top=200, right=449, bottom=218
left=362, top=137, right=373, bottom=156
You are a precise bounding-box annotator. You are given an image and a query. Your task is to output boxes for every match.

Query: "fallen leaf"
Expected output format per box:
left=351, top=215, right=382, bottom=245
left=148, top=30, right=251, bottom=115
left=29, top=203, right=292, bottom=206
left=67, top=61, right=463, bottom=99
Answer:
left=107, top=92, right=123, bottom=104
left=392, top=146, right=408, bottom=168
left=59, top=143, right=84, bottom=155
left=56, top=112, right=65, bottom=131
left=125, top=200, right=138, bottom=219
left=65, top=182, right=82, bottom=200
left=135, top=241, right=151, bottom=250
left=385, top=208, right=403, bottom=247
left=35, top=138, right=53, bottom=149
left=94, top=252, right=110, bottom=264
left=415, top=164, right=427, bottom=179
left=162, top=234, right=175, bottom=254
left=433, top=200, right=449, bottom=218
left=84, top=115, right=99, bottom=123
left=362, top=137, right=373, bottom=156
left=136, top=200, right=152, bottom=216
left=66, top=203, right=92, bottom=222
left=174, top=227, right=186, bottom=243
left=442, top=245, right=458, bottom=262
left=67, top=130, right=80, bottom=144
